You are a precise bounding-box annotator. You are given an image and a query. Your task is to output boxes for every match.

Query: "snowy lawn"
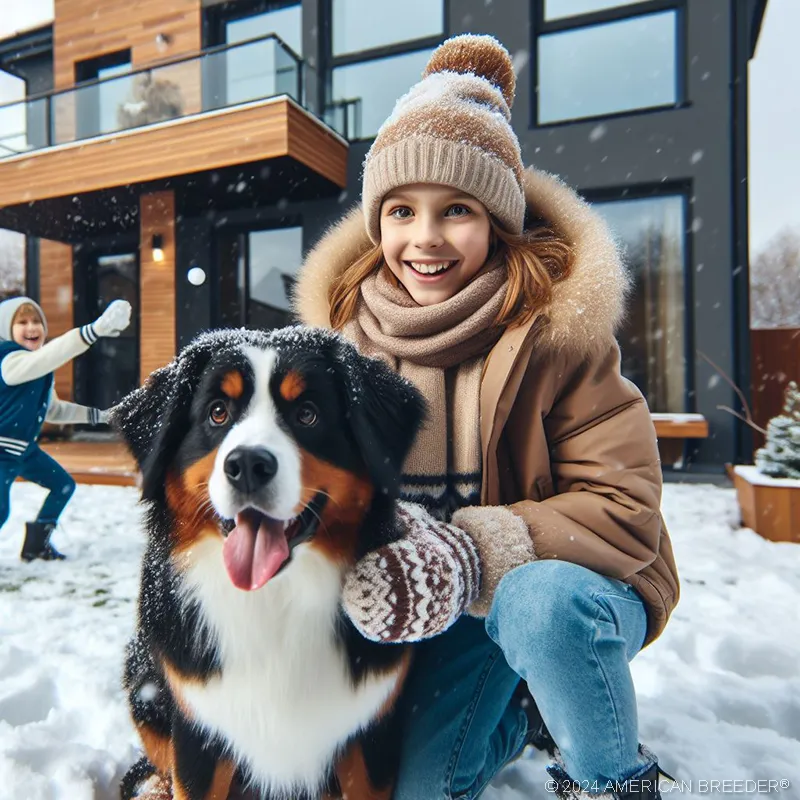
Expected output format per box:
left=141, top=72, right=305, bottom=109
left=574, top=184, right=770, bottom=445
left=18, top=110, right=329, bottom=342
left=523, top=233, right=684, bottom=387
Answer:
left=0, top=482, right=798, bottom=800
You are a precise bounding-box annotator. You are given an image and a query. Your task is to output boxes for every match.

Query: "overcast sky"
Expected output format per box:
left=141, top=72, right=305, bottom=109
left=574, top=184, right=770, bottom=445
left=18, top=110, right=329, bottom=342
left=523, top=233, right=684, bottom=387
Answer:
left=1, top=0, right=798, bottom=257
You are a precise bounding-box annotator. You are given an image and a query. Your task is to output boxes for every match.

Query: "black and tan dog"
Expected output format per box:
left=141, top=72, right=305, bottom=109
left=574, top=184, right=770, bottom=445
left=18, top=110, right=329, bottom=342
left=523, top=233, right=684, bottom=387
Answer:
left=113, top=327, right=425, bottom=800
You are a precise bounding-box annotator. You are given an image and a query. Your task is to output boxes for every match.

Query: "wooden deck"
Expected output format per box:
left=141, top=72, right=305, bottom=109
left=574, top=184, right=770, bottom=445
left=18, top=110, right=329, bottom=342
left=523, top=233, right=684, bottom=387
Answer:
left=36, top=440, right=139, bottom=487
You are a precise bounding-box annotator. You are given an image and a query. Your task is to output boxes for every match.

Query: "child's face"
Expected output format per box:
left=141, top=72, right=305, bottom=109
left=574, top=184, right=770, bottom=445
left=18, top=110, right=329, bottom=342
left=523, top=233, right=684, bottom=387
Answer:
left=380, top=184, right=491, bottom=306
left=11, top=308, right=45, bottom=351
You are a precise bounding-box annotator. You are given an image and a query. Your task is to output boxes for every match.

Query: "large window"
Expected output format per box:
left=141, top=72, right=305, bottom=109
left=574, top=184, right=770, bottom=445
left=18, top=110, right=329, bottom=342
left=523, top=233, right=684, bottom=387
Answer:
left=544, top=0, right=645, bottom=20
left=73, top=50, right=132, bottom=139
left=217, top=225, right=303, bottom=330
left=591, top=193, right=687, bottom=412
left=327, top=0, right=443, bottom=140
left=332, top=0, right=443, bottom=56
left=535, top=3, right=682, bottom=124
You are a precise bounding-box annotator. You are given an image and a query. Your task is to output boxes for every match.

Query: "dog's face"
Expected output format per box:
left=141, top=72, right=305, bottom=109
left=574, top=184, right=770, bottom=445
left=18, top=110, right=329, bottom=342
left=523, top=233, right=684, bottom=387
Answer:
left=112, top=327, right=424, bottom=591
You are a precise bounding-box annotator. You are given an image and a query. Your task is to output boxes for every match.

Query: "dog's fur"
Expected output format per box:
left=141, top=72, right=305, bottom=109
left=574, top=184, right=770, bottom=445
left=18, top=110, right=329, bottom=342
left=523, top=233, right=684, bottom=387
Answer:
left=113, top=327, right=426, bottom=800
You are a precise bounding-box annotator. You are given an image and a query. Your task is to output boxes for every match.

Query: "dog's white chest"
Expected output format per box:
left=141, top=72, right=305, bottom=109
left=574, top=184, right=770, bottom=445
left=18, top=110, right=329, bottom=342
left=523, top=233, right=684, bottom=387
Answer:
left=178, top=543, right=401, bottom=796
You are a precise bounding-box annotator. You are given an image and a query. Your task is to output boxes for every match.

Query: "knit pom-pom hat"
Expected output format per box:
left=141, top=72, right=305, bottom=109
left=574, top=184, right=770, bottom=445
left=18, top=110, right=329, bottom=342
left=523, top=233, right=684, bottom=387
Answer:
left=362, top=34, right=525, bottom=243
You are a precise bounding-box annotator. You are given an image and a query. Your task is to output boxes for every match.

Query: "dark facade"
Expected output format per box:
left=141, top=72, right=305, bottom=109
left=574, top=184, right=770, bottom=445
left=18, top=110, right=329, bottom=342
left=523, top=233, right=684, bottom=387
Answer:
left=0, top=0, right=767, bottom=471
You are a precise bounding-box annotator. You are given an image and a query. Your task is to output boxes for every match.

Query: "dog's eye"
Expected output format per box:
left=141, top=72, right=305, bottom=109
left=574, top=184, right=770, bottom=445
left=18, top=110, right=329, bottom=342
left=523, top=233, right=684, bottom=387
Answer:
left=296, top=402, right=318, bottom=427
left=208, top=400, right=229, bottom=427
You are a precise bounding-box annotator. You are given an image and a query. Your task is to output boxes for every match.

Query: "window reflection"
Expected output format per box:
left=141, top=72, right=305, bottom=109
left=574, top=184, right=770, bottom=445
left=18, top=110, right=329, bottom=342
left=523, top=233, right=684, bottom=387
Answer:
left=332, top=0, right=442, bottom=56
left=332, top=48, right=433, bottom=139
left=593, top=194, right=687, bottom=412
left=248, top=227, right=303, bottom=330
left=544, top=0, right=644, bottom=21
left=538, top=11, right=678, bottom=123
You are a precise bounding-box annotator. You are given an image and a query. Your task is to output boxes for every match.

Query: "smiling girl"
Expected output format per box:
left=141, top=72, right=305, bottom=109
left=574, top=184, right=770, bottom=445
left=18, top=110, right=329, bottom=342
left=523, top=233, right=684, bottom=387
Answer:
left=0, top=295, right=131, bottom=561
left=294, top=34, right=679, bottom=800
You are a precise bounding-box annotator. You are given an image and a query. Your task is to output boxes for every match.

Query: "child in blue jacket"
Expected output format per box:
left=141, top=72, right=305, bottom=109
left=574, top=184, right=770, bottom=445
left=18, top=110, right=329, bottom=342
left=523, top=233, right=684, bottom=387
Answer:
left=0, top=295, right=131, bottom=561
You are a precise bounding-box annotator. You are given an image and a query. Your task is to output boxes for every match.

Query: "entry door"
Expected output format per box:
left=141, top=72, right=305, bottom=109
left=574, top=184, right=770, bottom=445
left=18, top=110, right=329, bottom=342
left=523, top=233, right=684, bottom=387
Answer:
left=78, top=250, right=140, bottom=410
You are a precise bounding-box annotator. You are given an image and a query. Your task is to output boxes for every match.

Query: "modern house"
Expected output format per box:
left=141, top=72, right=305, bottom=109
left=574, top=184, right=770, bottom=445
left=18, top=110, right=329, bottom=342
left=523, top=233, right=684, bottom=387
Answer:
left=0, top=0, right=767, bottom=471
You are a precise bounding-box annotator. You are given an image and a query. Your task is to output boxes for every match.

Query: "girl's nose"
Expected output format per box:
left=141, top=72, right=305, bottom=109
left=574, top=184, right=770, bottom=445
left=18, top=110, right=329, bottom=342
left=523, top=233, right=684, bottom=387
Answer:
left=413, top=217, right=445, bottom=249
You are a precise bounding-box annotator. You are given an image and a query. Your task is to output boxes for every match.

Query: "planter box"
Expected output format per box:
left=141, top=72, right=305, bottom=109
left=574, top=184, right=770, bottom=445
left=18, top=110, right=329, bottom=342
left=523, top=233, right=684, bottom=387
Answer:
left=731, top=465, right=800, bottom=543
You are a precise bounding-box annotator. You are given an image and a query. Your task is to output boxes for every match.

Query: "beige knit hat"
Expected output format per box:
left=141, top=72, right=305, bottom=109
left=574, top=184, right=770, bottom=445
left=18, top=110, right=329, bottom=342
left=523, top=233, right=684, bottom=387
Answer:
left=362, top=34, right=525, bottom=243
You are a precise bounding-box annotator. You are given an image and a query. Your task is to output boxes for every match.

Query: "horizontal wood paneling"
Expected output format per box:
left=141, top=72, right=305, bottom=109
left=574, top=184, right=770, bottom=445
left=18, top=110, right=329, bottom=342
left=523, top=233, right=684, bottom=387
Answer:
left=53, top=0, right=202, bottom=89
left=38, top=240, right=74, bottom=399
left=139, top=191, right=176, bottom=382
left=0, top=99, right=347, bottom=207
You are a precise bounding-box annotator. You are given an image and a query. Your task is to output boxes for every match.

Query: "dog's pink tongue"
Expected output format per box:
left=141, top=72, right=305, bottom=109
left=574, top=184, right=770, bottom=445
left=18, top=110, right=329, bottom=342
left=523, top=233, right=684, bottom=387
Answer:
left=223, top=511, right=289, bottom=591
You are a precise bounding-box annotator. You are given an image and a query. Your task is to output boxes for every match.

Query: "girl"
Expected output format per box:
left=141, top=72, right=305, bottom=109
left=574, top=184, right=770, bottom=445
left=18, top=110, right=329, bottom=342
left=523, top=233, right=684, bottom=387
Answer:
left=294, top=34, right=680, bottom=800
left=0, top=295, right=131, bottom=561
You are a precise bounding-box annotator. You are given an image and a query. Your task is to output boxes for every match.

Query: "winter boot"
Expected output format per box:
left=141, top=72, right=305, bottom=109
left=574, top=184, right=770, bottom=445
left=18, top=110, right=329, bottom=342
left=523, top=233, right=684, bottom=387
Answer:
left=20, top=522, right=66, bottom=562
left=514, top=679, right=557, bottom=755
left=546, top=746, right=676, bottom=799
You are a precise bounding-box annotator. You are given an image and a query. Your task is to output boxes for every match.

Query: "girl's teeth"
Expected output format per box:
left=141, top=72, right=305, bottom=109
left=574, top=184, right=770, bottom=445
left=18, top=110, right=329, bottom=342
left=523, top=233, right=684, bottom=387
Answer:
left=410, top=262, right=453, bottom=274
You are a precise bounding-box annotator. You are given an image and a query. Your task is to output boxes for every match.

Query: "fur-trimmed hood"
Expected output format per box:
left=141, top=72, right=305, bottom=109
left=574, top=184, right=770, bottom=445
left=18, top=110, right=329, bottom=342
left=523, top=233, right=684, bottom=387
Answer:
left=294, top=167, right=628, bottom=359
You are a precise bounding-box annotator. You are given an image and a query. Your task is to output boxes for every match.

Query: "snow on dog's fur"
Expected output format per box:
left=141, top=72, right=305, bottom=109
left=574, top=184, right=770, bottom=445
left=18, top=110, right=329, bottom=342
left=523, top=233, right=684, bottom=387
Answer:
left=112, top=326, right=426, bottom=800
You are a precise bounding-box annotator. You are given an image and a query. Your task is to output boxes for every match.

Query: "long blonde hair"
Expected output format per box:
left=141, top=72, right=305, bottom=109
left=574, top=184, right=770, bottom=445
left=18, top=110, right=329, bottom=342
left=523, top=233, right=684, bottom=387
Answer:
left=328, top=217, right=574, bottom=331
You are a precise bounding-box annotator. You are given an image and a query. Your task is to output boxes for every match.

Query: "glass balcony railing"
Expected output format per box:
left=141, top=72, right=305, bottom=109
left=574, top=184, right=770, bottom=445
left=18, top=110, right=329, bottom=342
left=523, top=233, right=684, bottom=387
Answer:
left=0, top=34, right=304, bottom=159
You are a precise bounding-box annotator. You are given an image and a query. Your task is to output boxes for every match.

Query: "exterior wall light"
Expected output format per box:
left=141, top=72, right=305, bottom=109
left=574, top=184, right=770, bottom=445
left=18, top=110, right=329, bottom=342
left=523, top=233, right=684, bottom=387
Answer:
left=152, top=234, right=165, bottom=263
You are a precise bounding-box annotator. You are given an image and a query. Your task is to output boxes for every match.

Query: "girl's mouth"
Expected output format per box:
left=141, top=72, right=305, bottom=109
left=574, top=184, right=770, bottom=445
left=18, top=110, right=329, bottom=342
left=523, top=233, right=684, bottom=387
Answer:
left=404, top=260, right=458, bottom=279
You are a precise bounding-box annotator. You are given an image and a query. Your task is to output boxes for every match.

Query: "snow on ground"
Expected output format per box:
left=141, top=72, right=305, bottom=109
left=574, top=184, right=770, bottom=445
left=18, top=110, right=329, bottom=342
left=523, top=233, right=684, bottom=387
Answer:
left=0, top=481, right=798, bottom=800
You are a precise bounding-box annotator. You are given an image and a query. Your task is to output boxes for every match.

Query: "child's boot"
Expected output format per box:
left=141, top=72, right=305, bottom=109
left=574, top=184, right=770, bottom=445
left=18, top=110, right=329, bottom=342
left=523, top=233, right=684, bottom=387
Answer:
left=20, top=522, right=66, bottom=562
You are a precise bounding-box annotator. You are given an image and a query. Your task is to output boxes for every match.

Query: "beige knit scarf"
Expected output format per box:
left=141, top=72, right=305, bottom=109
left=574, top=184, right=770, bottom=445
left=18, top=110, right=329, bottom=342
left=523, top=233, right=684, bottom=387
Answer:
left=344, top=261, right=507, bottom=519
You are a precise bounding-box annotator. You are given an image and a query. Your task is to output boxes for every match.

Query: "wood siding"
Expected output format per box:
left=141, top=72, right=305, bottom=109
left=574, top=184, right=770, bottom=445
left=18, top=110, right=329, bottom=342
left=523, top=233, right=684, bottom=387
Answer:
left=53, top=0, right=202, bottom=90
left=0, top=99, right=347, bottom=208
left=751, top=327, right=800, bottom=452
left=38, top=240, right=74, bottom=398
left=139, top=191, right=176, bottom=382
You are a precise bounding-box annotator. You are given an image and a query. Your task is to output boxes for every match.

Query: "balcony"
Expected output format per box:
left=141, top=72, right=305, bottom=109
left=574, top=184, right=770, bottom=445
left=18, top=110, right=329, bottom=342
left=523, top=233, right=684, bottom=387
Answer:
left=0, top=34, right=347, bottom=241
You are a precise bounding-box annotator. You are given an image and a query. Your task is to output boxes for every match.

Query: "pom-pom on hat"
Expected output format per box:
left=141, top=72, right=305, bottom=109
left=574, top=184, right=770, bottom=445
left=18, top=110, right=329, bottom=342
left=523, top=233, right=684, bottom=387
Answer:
left=362, top=34, right=525, bottom=243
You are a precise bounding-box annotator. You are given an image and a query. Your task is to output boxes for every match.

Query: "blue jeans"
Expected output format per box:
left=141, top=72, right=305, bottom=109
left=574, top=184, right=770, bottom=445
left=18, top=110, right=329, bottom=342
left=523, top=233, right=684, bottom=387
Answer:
left=393, top=560, right=651, bottom=799
left=0, top=444, right=76, bottom=528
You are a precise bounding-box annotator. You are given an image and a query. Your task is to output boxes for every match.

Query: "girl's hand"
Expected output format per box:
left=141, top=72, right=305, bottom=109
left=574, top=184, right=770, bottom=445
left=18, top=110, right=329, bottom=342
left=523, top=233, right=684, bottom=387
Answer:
left=341, top=502, right=482, bottom=643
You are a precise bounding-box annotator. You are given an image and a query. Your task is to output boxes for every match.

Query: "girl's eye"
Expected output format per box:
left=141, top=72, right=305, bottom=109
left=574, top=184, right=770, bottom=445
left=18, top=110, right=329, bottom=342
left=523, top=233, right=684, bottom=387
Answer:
left=446, top=204, right=471, bottom=217
left=296, top=402, right=319, bottom=427
left=389, top=206, right=412, bottom=220
left=208, top=400, right=229, bottom=427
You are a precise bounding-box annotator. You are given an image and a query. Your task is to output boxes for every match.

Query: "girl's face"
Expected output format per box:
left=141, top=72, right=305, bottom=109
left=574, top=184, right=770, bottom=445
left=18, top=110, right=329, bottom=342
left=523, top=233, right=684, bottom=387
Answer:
left=380, top=184, right=491, bottom=306
left=12, top=308, right=45, bottom=351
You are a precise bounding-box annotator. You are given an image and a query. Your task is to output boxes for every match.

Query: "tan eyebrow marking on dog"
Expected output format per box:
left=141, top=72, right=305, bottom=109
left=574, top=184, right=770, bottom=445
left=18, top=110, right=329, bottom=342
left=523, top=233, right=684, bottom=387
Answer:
left=279, top=370, right=306, bottom=402
left=221, top=370, right=244, bottom=400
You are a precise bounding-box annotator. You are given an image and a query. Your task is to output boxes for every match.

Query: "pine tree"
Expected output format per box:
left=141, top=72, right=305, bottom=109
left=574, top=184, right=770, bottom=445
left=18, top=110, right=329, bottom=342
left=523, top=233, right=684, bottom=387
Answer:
left=755, top=381, right=800, bottom=479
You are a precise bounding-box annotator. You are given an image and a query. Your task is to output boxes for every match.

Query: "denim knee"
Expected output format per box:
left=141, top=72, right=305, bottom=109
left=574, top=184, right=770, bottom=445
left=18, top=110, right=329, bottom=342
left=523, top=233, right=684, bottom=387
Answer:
left=485, top=561, right=609, bottom=665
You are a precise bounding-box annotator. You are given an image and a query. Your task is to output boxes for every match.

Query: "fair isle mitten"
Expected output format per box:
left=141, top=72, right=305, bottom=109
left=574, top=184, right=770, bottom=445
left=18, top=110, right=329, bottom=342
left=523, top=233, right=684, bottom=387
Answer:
left=342, top=502, right=482, bottom=643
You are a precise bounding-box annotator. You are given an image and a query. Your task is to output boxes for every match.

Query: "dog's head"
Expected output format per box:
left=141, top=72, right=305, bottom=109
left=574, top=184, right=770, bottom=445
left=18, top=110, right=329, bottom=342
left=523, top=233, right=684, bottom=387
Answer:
left=111, top=327, right=425, bottom=590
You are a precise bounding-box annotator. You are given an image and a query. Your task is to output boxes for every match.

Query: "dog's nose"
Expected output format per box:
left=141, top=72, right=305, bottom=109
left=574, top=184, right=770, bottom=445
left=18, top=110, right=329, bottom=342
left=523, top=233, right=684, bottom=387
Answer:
left=224, top=447, right=278, bottom=493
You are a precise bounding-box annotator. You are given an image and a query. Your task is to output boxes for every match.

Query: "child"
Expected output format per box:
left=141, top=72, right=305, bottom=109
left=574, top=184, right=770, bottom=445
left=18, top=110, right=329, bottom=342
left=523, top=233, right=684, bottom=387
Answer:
left=0, top=295, right=131, bottom=562
left=293, top=35, right=680, bottom=800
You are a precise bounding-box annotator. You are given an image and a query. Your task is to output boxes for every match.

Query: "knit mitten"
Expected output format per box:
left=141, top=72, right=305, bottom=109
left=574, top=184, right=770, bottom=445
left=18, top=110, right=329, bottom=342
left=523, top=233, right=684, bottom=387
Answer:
left=342, top=502, right=482, bottom=642
left=81, top=299, right=132, bottom=344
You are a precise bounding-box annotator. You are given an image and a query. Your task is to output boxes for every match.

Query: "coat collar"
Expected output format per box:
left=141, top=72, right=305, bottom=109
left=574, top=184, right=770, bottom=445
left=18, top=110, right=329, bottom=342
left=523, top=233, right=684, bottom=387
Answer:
left=294, top=167, right=629, bottom=361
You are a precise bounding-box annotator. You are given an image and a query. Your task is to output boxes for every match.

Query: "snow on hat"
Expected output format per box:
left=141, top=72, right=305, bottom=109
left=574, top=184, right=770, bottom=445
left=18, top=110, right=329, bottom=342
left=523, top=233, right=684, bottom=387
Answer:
left=0, top=296, right=48, bottom=341
left=362, top=34, right=525, bottom=243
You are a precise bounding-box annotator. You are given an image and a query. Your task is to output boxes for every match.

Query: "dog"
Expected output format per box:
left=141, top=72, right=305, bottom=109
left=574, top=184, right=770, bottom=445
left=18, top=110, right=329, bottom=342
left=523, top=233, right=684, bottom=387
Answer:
left=113, top=326, right=426, bottom=800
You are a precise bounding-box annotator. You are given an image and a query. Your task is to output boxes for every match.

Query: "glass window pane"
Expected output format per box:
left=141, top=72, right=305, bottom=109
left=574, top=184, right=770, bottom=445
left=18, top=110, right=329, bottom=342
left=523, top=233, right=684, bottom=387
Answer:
left=538, top=11, right=677, bottom=123
left=98, top=62, right=132, bottom=134
left=333, top=0, right=443, bottom=56
left=226, top=5, right=302, bottom=55
left=331, top=48, right=433, bottom=139
left=0, top=70, right=28, bottom=156
left=248, top=227, right=303, bottom=329
left=544, top=0, right=644, bottom=21
left=592, top=194, right=686, bottom=412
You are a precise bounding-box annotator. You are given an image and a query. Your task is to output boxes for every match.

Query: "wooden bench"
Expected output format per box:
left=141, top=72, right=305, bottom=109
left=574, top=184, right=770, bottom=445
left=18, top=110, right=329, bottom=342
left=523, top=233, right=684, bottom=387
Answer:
left=650, top=413, right=709, bottom=468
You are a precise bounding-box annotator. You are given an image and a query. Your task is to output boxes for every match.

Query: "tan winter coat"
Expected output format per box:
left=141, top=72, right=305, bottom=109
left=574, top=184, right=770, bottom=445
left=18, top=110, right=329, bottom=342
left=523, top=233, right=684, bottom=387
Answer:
left=295, top=168, right=679, bottom=646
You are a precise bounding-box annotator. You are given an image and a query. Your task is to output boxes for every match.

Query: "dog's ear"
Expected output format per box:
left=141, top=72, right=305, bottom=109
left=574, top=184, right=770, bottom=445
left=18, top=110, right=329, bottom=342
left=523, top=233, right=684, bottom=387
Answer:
left=110, top=338, right=216, bottom=501
left=335, top=341, right=426, bottom=496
